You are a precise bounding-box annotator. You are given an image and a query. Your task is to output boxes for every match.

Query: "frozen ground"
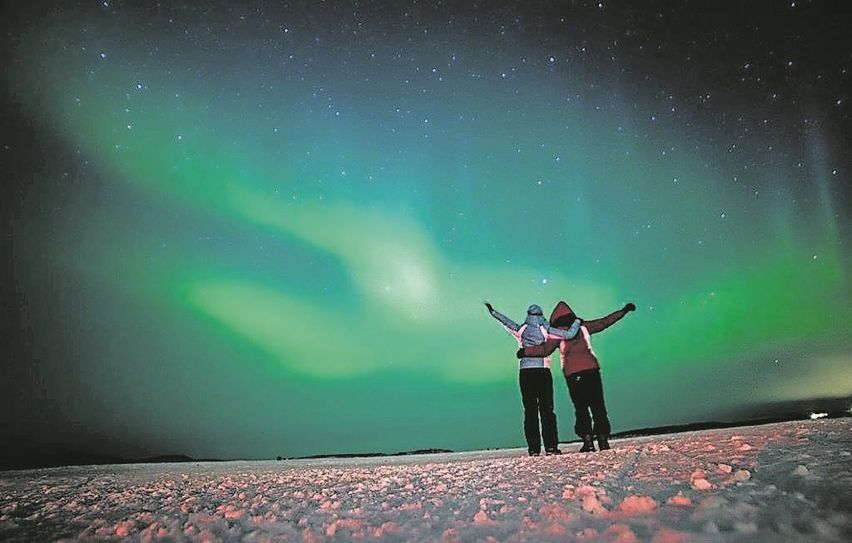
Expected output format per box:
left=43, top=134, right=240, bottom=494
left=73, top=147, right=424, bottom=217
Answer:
left=1, top=419, right=850, bottom=542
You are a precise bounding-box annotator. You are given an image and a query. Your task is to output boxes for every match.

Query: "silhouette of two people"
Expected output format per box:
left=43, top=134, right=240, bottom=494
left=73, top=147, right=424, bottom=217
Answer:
left=486, top=300, right=636, bottom=454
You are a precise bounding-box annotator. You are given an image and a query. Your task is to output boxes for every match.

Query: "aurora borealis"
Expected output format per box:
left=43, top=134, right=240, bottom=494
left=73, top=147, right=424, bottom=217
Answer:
left=3, top=1, right=851, bottom=461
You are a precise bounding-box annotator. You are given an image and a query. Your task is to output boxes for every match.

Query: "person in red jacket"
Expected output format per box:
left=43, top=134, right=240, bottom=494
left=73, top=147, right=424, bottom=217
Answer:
left=517, top=301, right=636, bottom=452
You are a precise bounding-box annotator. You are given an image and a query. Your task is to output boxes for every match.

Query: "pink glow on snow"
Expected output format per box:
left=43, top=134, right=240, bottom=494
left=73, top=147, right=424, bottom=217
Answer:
left=0, top=419, right=850, bottom=542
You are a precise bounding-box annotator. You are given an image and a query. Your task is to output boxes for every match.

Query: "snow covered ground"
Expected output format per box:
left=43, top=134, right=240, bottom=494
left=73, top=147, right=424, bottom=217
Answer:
left=1, top=418, right=850, bottom=542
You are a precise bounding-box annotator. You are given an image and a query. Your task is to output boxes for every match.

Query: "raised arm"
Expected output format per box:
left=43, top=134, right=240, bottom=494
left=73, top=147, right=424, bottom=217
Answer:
left=584, top=303, right=636, bottom=334
left=484, top=302, right=520, bottom=333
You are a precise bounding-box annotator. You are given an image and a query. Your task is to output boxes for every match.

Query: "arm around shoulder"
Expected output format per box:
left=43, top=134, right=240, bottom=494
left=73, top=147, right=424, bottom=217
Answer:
left=519, top=338, right=561, bottom=358
left=544, top=318, right=581, bottom=340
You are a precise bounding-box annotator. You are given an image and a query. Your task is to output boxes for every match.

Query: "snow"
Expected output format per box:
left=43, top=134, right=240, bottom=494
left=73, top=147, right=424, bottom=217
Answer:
left=0, top=419, right=850, bottom=542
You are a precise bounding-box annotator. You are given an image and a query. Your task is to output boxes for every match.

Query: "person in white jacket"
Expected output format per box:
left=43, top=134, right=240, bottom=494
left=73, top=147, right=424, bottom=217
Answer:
left=485, top=302, right=581, bottom=456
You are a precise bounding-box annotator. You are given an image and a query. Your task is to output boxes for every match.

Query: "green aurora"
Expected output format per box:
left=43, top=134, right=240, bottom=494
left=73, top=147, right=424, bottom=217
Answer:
left=5, top=3, right=851, bottom=459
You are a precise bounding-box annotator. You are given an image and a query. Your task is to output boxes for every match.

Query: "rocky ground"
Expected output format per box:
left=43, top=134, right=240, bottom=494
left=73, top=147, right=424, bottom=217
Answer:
left=1, top=418, right=850, bottom=542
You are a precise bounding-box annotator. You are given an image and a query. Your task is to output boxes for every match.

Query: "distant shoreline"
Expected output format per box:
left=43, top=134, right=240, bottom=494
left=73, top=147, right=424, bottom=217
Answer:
left=3, top=400, right=849, bottom=472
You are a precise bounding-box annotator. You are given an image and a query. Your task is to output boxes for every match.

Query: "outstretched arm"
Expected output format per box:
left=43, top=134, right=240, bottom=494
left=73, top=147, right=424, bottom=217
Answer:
left=584, top=303, right=636, bottom=334
left=484, top=302, right=520, bottom=332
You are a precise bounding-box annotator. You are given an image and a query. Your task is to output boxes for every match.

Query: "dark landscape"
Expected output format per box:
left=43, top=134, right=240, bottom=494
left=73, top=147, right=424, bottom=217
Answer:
left=2, top=418, right=851, bottom=542
left=4, top=397, right=849, bottom=472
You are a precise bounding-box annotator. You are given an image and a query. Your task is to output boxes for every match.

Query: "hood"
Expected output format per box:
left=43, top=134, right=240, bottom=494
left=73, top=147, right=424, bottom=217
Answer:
left=524, top=314, right=547, bottom=326
left=526, top=304, right=544, bottom=316
left=550, top=300, right=576, bottom=328
left=524, top=303, right=545, bottom=326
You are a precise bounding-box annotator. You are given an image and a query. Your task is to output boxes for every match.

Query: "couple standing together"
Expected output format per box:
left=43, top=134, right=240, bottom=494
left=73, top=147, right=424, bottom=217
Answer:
left=485, top=300, right=636, bottom=456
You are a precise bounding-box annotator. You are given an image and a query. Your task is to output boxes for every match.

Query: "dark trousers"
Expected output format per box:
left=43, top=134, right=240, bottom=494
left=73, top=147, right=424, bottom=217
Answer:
left=519, top=368, right=559, bottom=453
left=566, top=368, right=611, bottom=438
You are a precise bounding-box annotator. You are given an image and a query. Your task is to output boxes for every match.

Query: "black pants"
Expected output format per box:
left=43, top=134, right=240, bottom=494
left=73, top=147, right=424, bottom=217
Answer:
left=566, top=368, right=611, bottom=438
left=519, top=368, right=559, bottom=453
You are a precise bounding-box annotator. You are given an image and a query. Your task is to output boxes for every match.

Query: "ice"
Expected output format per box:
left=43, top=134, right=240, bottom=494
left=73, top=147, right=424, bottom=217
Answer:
left=691, top=478, right=712, bottom=490
left=733, top=469, right=751, bottom=482
left=616, top=495, right=657, bottom=515
left=665, top=493, right=692, bottom=507
left=0, top=418, right=850, bottom=542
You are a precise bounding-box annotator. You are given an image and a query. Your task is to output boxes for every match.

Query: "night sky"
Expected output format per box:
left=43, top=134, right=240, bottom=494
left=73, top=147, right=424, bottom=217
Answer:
left=2, top=1, right=850, bottom=461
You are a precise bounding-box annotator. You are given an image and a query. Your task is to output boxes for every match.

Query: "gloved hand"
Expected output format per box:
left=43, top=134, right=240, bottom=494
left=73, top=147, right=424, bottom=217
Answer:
left=516, top=348, right=526, bottom=359
left=484, top=301, right=494, bottom=313
left=624, top=302, right=636, bottom=312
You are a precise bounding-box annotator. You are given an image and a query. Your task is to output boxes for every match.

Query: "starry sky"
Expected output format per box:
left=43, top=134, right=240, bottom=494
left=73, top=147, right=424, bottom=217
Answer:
left=2, top=1, right=851, bottom=460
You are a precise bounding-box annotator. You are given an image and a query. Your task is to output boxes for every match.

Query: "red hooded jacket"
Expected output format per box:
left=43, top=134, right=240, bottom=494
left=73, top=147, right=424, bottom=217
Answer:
left=523, top=301, right=630, bottom=377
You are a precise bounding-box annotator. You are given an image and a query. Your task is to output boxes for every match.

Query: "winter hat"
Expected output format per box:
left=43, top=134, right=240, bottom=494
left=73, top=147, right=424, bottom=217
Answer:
left=527, top=304, right=544, bottom=316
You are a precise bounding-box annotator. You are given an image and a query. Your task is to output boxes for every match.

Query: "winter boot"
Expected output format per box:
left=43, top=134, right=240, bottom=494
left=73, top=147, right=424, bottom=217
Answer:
left=597, top=434, right=611, bottom=451
left=545, top=448, right=563, bottom=456
left=528, top=450, right=541, bottom=457
left=578, top=435, right=596, bottom=453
